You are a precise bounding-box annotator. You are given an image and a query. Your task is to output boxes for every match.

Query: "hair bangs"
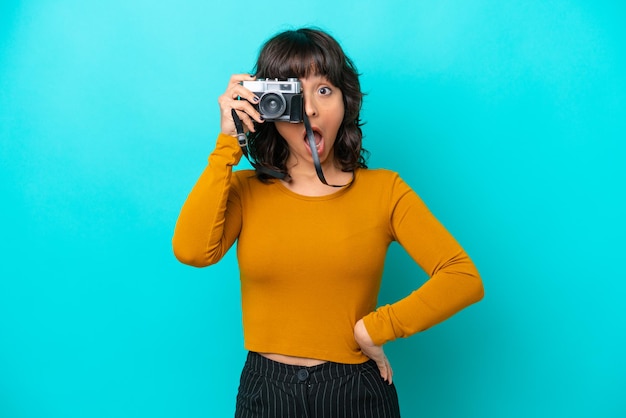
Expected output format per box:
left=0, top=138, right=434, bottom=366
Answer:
left=255, top=31, right=342, bottom=84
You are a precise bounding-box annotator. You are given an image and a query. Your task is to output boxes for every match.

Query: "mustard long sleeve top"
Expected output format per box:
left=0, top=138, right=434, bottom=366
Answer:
left=173, top=133, right=484, bottom=364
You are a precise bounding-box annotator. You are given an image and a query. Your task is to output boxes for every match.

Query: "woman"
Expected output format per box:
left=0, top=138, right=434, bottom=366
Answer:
left=173, top=27, right=484, bottom=418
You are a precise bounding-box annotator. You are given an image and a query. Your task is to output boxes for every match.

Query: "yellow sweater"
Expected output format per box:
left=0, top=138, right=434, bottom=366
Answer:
left=173, top=133, right=484, bottom=364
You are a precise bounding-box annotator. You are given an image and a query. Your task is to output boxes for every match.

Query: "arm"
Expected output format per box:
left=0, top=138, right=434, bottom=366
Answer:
left=363, top=174, right=484, bottom=344
left=172, top=134, right=244, bottom=267
left=172, top=73, right=263, bottom=267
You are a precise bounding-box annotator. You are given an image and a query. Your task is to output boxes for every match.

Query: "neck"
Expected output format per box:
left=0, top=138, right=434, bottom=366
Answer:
left=283, top=161, right=353, bottom=196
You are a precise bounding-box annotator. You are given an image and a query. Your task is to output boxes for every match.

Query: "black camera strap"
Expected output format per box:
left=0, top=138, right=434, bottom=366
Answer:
left=231, top=109, right=286, bottom=180
left=302, top=113, right=351, bottom=188
left=231, top=109, right=351, bottom=188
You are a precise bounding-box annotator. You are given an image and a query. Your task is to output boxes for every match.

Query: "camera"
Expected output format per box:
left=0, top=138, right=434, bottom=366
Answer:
left=242, top=78, right=303, bottom=123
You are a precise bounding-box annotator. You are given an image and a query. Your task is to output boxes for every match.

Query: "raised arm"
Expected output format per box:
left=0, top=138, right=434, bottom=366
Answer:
left=172, top=74, right=264, bottom=267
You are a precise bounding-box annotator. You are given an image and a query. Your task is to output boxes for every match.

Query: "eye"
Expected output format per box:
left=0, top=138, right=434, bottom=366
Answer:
left=318, top=86, right=332, bottom=95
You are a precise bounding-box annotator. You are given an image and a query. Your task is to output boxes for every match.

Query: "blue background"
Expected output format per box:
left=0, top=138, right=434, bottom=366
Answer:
left=1, top=1, right=624, bottom=417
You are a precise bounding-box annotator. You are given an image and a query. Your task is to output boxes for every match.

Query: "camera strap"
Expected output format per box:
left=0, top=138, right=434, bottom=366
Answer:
left=303, top=113, right=351, bottom=188
left=231, top=109, right=351, bottom=188
left=231, top=109, right=286, bottom=180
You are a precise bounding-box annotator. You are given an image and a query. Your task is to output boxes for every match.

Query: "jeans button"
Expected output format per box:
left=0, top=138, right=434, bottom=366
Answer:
left=297, top=369, right=309, bottom=382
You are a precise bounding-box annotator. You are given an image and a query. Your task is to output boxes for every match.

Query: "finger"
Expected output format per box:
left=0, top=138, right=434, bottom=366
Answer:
left=386, top=359, right=393, bottom=385
left=378, top=364, right=387, bottom=382
left=381, top=360, right=391, bottom=384
left=219, top=94, right=263, bottom=125
left=230, top=84, right=261, bottom=106
left=369, top=354, right=387, bottom=381
left=231, top=98, right=263, bottom=125
left=234, top=109, right=257, bottom=133
left=221, top=87, right=262, bottom=121
left=371, top=354, right=392, bottom=384
left=228, top=73, right=256, bottom=86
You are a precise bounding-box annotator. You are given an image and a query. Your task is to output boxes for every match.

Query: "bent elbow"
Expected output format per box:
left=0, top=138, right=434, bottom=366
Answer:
left=172, top=238, right=216, bottom=268
left=173, top=248, right=210, bottom=268
left=468, top=271, right=485, bottom=304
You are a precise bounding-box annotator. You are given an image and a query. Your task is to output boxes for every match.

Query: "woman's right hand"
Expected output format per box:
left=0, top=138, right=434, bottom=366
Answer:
left=218, top=74, right=264, bottom=137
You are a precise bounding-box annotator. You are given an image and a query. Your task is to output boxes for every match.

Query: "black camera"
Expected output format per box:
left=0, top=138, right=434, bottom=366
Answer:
left=242, top=78, right=303, bottom=122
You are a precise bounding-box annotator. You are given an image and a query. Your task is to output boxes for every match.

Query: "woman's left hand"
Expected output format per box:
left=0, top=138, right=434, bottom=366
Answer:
left=354, top=319, right=393, bottom=384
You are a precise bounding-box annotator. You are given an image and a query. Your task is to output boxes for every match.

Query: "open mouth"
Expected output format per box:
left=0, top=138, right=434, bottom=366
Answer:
left=304, top=128, right=324, bottom=154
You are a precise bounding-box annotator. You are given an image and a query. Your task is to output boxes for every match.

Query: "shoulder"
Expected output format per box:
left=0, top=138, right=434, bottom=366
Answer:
left=230, top=169, right=259, bottom=194
left=232, top=169, right=280, bottom=197
left=356, top=168, right=404, bottom=188
left=233, top=169, right=257, bottom=183
left=355, top=168, right=420, bottom=201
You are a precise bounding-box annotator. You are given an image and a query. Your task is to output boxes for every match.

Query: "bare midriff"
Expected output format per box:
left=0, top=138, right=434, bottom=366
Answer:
left=259, top=352, right=327, bottom=367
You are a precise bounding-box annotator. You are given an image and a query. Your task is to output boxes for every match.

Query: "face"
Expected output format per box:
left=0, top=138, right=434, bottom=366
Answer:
left=275, top=74, right=345, bottom=169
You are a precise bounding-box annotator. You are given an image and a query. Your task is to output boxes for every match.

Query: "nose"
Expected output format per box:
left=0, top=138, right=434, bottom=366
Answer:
left=304, top=94, right=318, bottom=118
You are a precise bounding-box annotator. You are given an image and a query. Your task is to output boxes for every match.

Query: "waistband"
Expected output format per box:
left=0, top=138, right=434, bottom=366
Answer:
left=244, top=352, right=378, bottom=385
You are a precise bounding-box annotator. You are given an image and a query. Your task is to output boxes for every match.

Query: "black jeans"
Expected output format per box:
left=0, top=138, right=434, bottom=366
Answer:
left=235, top=352, right=401, bottom=418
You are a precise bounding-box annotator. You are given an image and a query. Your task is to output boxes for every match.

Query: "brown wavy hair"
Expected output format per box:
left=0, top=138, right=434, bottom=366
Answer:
left=246, top=28, right=368, bottom=182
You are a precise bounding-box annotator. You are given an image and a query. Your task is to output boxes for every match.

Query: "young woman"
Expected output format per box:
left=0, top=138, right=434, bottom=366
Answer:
left=173, top=27, right=484, bottom=418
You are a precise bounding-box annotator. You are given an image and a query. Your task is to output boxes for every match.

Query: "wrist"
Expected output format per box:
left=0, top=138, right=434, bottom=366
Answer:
left=354, top=319, right=374, bottom=346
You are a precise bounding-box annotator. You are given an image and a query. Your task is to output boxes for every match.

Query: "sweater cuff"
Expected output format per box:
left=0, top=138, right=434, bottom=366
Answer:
left=210, top=133, right=244, bottom=166
left=362, top=305, right=401, bottom=346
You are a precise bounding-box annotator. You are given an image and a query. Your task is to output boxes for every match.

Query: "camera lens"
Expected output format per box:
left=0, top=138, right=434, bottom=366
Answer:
left=259, top=93, right=286, bottom=119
